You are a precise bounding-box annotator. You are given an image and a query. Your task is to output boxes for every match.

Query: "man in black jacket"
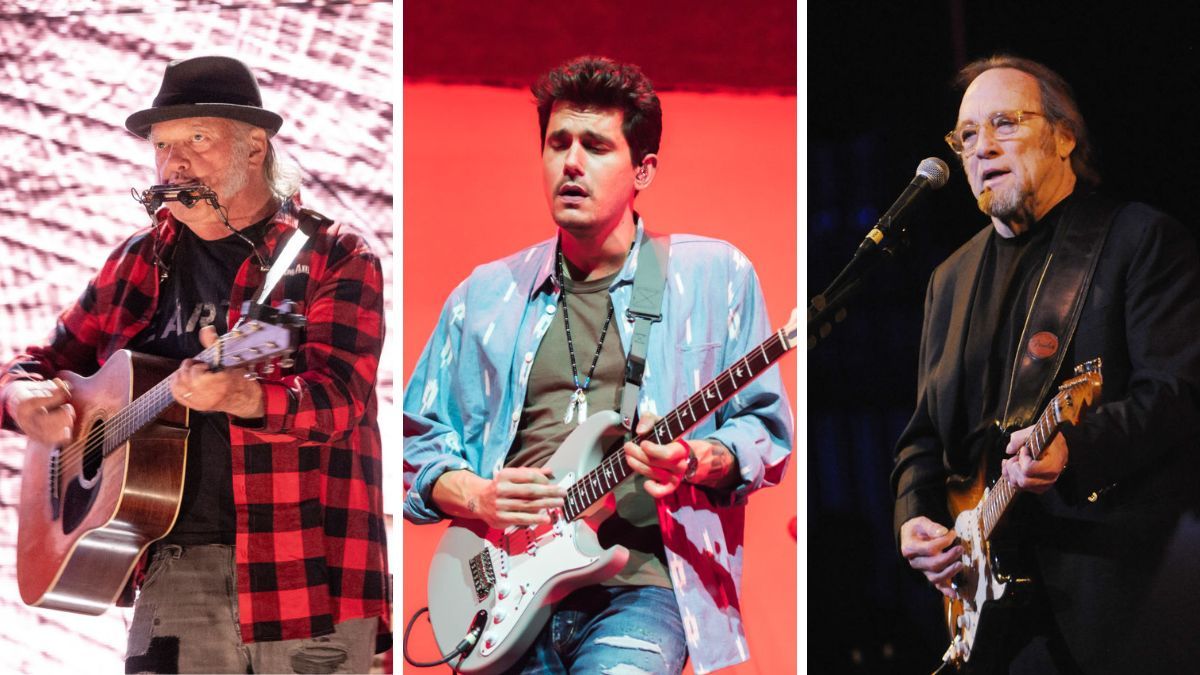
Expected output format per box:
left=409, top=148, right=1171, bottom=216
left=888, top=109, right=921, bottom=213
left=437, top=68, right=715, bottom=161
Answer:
left=892, top=55, right=1200, bottom=673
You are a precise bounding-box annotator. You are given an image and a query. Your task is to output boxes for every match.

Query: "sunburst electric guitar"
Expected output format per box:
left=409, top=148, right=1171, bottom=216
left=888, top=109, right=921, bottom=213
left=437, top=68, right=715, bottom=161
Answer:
left=17, top=315, right=301, bottom=615
left=941, top=358, right=1102, bottom=670
left=426, top=311, right=797, bottom=674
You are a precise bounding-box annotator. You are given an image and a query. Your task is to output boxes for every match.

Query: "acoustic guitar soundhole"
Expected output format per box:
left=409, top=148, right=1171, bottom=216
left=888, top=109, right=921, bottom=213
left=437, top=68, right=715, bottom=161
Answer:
left=81, top=418, right=104, bottom=481
left=61, top=418, right=105, bottom=535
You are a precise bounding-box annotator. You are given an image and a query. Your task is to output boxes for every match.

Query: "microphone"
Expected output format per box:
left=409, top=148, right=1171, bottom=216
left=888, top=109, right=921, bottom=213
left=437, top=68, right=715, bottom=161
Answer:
left=857, top=157, right=949, bottom=254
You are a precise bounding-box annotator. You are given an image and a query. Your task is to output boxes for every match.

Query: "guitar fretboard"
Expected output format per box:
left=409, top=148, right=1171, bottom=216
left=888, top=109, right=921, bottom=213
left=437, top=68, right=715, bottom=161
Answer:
left=979, top=395, right=1063, bottom=541
left=99, top=344, right=222, bottom=457
left=562, top=326, right=794, bottom=521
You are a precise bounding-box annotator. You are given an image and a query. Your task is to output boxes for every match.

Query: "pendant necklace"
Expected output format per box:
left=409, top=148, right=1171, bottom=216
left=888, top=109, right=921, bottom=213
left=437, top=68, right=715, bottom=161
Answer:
left=559, top=249, right=614, bottom=425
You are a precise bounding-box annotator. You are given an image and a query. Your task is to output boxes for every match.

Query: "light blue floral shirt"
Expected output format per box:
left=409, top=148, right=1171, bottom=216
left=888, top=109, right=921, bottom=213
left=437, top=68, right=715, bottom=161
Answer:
left=403, top=221, right=793, bottom=673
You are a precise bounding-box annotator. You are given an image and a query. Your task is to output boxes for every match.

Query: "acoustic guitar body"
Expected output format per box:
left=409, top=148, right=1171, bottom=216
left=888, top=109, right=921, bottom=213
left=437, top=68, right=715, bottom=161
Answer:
left=17, top=350, right=187, bottom=614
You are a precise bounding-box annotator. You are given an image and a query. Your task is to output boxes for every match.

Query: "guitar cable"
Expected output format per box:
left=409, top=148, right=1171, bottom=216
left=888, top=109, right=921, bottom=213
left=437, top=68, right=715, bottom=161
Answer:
left=403, top=606, right=485, bottom=672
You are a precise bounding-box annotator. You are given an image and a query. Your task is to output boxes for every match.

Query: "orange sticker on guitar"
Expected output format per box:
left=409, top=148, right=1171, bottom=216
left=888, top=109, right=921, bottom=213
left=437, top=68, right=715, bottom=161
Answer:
left=1027, top=331, right=1059, bottom=360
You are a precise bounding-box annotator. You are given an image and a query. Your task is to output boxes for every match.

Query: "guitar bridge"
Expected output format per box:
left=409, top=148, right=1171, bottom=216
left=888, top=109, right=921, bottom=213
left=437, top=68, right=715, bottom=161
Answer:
left=48, top=447, right=61, bottom=520
left=469, top=549, right=496, bottom=602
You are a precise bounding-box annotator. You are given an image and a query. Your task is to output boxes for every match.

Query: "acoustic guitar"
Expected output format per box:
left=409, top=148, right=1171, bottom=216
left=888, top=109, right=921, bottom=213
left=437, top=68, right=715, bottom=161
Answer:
left=17, top=316, right=300, bottom=615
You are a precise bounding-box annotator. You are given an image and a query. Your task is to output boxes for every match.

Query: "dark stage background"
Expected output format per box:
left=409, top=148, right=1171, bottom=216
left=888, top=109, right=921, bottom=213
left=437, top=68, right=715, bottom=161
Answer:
left=808, top=2, right=1200, bottom=673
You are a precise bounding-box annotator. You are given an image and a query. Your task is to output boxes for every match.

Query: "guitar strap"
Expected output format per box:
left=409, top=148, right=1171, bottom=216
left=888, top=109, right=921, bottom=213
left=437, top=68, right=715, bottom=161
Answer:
left=619, top=229, right=669, bottom=432
left=119, top=207, right=329, bottom=605
left=998, top=196, right=1123, bottom=431
left=240, top=207, right=328, bottom=322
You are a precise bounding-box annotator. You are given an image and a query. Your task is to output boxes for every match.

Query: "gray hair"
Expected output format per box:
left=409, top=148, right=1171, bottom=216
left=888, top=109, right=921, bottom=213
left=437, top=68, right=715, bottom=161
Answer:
left=226, top=119, right=300, bottom=201
left=262, top=141, right=301, bottom=202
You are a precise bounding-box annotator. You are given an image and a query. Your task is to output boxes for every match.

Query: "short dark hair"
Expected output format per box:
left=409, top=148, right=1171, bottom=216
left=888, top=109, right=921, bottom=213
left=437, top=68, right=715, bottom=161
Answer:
left=956, top=55, right=1100, bottom=190
left=532, top=56, right=662, bottom=166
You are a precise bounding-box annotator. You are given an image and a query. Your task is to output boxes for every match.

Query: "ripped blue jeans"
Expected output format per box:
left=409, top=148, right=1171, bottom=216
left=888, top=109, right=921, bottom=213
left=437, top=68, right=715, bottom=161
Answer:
left=509, top=585, right=687, bottom=675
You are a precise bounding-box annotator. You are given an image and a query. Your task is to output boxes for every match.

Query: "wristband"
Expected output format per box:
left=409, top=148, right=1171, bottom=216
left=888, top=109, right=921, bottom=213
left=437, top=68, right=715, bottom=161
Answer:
left=680, top=438, right=698, bottom=482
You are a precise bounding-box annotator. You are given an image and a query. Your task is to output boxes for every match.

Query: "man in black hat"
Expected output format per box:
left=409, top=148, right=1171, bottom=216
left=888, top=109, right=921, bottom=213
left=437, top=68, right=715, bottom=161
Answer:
left=0, top=55, right=390, bottom=672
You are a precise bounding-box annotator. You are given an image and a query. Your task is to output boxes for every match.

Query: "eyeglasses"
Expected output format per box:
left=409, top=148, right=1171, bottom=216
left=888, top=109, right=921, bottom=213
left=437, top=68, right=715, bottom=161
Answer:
left=944, top=110, right=1044, bottom=154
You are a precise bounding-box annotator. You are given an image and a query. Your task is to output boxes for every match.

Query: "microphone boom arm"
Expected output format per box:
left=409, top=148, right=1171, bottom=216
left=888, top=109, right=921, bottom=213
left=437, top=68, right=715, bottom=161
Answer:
left=807, top=223, right=910, bottom=350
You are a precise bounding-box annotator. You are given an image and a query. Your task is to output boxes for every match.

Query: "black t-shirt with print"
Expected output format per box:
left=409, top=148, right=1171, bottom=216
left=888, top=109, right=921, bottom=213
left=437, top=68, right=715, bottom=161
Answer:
left=128, top=218, right=269, bottom=545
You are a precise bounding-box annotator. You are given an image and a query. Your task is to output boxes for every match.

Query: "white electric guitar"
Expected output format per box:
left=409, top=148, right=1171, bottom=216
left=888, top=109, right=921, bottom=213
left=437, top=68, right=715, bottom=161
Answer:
left=425, top=311, right=797, bottom=673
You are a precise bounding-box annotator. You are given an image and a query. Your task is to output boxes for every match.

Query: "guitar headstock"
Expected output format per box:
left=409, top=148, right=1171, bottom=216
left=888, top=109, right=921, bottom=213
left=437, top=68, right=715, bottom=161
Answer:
left=781, top=308, right=798, bottom=349
left=1054, top=359, right=1104, bottom=425
left=203, top=317, right=303, bottom=372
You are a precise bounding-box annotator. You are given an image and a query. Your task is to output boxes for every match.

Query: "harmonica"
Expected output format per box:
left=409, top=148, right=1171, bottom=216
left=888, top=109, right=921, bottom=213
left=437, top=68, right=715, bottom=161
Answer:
left=131, top=183, right=219, bottom=214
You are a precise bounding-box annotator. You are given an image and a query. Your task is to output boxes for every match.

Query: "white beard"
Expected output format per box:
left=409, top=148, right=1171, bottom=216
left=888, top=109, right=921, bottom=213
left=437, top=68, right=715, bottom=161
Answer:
left=213, top=139, right=251, bottom=206
left=977, top=182, right=1034, bottom=226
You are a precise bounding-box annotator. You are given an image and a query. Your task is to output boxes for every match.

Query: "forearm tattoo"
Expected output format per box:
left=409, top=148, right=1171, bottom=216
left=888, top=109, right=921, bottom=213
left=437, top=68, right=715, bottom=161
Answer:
left=697, top=442, right=739, bottom=488
left=467, top=497, right=478, bottom=513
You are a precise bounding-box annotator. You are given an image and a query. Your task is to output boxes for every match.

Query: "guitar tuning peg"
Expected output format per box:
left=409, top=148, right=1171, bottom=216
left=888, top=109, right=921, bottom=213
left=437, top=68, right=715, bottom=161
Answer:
left=242, top=371, right=257, bottom=380
left=261, top=363, right=276, bottom=374
left=279, top=357, right=295, bottom=369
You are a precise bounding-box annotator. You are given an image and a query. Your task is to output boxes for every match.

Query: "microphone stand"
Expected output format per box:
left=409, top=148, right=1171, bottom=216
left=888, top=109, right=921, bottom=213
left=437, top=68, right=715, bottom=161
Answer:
left=807, top=219, right=912, bottom=350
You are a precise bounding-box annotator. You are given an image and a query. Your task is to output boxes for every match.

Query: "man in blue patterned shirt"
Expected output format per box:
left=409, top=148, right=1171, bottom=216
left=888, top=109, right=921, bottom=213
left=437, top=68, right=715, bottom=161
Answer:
left=404, top=56, right=793, bottom=674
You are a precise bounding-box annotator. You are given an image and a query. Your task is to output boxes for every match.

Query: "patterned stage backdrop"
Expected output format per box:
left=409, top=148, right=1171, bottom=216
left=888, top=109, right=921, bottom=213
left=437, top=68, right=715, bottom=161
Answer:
left=0, top=2, right=393, bottom=671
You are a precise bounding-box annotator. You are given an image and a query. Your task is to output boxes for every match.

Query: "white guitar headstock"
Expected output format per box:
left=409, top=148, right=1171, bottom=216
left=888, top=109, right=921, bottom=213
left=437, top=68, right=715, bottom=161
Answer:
left=204, top=320, right=298, bottom=371
left=781, top=308, right=798, bottom=349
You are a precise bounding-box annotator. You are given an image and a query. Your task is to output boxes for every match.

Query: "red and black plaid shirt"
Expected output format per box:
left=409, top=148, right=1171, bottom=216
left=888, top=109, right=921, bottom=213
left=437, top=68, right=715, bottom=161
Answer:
left=3, top=194, right=390, bottom=645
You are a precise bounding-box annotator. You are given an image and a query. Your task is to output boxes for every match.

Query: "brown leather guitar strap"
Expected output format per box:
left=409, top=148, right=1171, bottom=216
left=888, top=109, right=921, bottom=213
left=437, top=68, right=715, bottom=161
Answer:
left=998, top=196, right=1122, bottom=431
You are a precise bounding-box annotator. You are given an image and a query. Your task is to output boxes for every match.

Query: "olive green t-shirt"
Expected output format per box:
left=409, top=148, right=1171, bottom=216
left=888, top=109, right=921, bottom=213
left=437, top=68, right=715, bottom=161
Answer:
left=506, top=270, right=671, bottom=590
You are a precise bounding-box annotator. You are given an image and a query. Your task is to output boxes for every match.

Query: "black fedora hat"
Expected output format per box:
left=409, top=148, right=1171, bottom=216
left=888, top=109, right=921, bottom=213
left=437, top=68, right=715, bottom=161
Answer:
left=125, top=56, right=283, bottom=139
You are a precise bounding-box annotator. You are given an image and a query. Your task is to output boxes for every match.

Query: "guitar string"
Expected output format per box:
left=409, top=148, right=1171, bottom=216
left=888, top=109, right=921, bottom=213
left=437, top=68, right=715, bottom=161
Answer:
left=52, top=338, right=272, bottom=474
left=55, top=356, right=203, bottom=472
left=565, top=329, right=789, bottom=509
left=565, top=329, right=790, bottom=518
left=67, top=321, right=288, bottom=462
left=979, top=385, right=1069, bottom=539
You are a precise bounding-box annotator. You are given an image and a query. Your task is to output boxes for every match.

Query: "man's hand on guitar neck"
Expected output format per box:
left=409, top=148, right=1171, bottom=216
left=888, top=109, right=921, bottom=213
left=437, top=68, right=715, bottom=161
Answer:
left=3, top=378, right=76, bottom=446
left=431, top=467, right=567, bottom=529
left=623, top=414, right=740, bottom=498
left=1001, top=425, right=1069, bottom=494
left=170, top=326, right=265, bottom=419
left=900, top=516, right=963, bottom=600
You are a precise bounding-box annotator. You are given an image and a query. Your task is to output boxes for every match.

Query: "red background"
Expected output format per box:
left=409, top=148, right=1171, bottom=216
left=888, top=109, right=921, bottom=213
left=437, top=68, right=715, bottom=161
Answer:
left=402, top=4, right=796, bottom=671
left=401, top=82, right=796, bottom=674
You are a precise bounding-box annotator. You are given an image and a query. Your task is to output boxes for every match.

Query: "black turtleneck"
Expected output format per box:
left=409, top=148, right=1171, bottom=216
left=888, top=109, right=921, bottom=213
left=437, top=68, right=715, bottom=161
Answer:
left=954, top=194, right=1076, bottom=479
